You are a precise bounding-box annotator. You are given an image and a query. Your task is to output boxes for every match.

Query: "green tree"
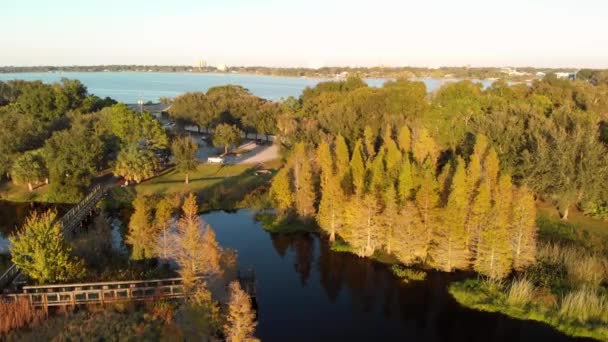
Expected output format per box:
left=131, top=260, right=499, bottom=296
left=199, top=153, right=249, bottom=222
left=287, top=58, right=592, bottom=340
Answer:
left=171, top=136, right=198, bottom=184
left=113, top=145, right=159, bottom=185
left=224, top=281, right=258, bottom=342
left=383, top=135, right=402, bottom=180
left=10, top=152, right=47, bottom=191
left=10, top=210, right=84, bottom=284
left=213, top=123, right=243, bottom=154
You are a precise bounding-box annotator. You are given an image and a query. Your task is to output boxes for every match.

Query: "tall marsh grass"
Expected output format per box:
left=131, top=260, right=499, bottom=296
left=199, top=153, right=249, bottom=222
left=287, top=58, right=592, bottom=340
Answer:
left=559, top=287, right=608, bottom=324
left=537, top=242, right=608, bottom=289
left=0, top=298, right=46, bottom=335
left=507, top=277, right=535, bottom=306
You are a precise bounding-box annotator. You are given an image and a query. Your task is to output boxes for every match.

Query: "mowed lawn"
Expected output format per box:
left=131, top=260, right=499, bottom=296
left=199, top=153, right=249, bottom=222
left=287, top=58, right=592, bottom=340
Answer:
left=0, top=181, right=52, bottom=203
left=135, top=163, right=256, bottom=196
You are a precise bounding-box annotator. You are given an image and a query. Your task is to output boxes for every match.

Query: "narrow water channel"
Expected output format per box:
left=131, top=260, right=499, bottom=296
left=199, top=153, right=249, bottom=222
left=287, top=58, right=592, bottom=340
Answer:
left=203, top=210, right=591, bottom=342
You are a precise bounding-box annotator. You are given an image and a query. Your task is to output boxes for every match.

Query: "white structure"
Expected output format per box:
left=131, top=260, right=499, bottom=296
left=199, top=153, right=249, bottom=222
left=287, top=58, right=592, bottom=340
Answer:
left=207, top=157, right=224, bottom=164
left=216, top=64, right=227, bottom=72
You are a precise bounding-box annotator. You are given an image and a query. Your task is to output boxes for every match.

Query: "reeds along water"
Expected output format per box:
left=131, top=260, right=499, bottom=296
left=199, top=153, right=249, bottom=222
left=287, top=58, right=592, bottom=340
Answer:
left=0, top=297, right=46, bottom=335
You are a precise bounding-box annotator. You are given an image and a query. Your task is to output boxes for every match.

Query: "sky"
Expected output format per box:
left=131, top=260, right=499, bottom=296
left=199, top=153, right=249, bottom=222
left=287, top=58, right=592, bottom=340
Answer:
left=1, top=0, right=607, bottom=68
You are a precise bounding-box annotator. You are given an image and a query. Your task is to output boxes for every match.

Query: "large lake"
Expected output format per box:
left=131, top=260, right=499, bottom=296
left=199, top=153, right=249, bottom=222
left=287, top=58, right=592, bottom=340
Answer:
left=0, top=72, right=493, bottom=103
left=205, top=210, right=587, bottom=342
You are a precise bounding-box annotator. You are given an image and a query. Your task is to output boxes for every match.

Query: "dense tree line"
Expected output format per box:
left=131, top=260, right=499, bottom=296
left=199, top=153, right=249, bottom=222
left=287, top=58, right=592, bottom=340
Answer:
left=168, top=85, right=278, bottom=141
left=271, top=128, right=537, bottom=279
left=0, top=79, right=170, bottom=201
left=276, top=76, right=608, bottom=220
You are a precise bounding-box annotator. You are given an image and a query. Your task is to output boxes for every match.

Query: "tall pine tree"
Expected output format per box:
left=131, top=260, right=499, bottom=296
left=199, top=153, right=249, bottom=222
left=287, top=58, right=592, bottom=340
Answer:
left=511, top=186, right=537, bottom=271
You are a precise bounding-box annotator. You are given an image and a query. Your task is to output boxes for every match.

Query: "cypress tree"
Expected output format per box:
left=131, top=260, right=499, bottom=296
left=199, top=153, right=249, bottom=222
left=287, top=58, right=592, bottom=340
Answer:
left=511, top=186, right=537, bottom=271
left=414, top=159, right=440, bottom=259
left=412, top=127, right=438, bottom=166
left=293, top=143, right=316, bottom=220
left=398, top=155, right=415, bottom=203
left=383, top=136, right=403, bottom=181
left=392, top=201, right=426, bottom=265
left=350, top=139, right=366, bottom=196
left=368, top=149, right=387, bottom=192
left=334, top=134, right=350, bottom=179
left=397, top=125, right=412, bottom=153
left=316, top=140, right=333, bottom=189
left=363, top=125, right=376, bottom=160
left=467, top=180, right=491, bottom=262
left=432, top=157, right=469, bottom=271
left=381, top=184, right=399, bottom=254
left=270, top=166, right=294, bottom=215
left=127, top=195, right=155, bottom=260
left=475, top=174, right=513, bottom=279
left=484, top=147, right=500, bottom=193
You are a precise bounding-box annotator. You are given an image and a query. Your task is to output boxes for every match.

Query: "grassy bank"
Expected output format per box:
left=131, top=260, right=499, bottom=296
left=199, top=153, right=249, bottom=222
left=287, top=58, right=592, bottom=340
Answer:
left=449, top=279, right=608, bottom=341
left=450, top=213, right=608, bottom=341
left=255, top=212, right=317, bottom=234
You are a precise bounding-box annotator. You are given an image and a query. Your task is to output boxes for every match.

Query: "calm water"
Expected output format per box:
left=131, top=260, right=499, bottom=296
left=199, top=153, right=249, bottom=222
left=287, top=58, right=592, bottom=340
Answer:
left=204, top=210, right=587, bottom=342
left=0, top=72, right=493, bottom=103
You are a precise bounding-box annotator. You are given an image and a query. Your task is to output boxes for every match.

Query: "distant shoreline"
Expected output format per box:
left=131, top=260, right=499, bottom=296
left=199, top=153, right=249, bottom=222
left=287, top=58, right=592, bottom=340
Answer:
left=0, top=65, right=558, bottom=82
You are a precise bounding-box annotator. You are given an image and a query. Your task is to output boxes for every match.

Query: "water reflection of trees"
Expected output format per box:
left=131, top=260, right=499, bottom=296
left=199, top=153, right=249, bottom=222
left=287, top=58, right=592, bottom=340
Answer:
left=270, top=233, right=314, bottom=285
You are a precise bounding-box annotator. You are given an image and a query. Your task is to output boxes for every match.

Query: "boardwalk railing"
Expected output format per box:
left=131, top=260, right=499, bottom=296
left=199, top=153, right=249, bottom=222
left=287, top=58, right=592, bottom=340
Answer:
left=0, top=264, right=19, bottom=292
left=5, top=277, right=192, bottom=307
left=0, top=184, right=110, bottom=292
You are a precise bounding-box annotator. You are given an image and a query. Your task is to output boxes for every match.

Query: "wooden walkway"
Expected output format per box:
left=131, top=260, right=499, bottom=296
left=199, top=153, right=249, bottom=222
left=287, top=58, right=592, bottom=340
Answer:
left=0, top=184, right=110, bottom=292
left=2, top=271, right=256, bottom=308
left=4, top=277, right=189, bottom=307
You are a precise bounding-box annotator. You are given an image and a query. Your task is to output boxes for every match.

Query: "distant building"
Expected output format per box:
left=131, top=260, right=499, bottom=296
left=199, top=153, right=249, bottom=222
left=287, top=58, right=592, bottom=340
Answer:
left=536, top=71, right=546, bottom=78
left=196, top=60, right=207, bottom=69
left=216, top=64, right=227, bottom=72
left=500, top=67, right=529, bottom=76
left=555, top=72, right=577, bottom=80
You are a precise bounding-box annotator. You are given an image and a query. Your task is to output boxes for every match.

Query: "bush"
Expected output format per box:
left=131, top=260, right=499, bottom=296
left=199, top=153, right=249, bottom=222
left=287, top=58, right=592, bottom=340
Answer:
left=390, top=265, right=427, bottom=283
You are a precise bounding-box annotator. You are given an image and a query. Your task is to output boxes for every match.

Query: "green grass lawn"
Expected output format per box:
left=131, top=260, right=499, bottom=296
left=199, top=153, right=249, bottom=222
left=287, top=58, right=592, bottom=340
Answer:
left=107, top=162, right=277, bottom=211
left=0, top=181, right=51, bottom=203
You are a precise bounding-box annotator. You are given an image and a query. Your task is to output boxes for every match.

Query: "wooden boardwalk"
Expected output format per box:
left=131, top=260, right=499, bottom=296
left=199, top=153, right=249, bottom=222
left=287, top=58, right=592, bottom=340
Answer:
left=4, top=277, right=189, bottom=307
left=2, top=271, right=256, bottom=308
left=0, top=184, right=110, bottom=292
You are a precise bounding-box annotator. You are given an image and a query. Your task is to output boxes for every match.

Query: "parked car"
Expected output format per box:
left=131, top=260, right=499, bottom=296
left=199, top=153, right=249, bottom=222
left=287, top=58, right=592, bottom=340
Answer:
left=207, top=156, right=224, bottom=164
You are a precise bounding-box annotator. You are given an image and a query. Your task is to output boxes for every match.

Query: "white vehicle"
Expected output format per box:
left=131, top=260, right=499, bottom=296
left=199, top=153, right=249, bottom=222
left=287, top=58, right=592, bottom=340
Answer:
left=207, top=156, right=224, bottom=164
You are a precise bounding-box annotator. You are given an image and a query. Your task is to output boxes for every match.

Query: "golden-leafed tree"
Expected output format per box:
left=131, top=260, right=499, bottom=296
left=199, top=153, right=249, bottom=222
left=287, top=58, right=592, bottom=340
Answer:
left=511, top=186, right=537, bottom=271
left=412, top=127, right=438, bottom=165
left=154, top=196, right=177, bottom=261
left=397, top=125, right=412, bottom=153
left=224, top=281, right=258, bottom=342
left=349, top=139, right=366, bottom=196
left=269, top=165, right=294, bottom=215
left=343, top=194, right=381, bottom=257
left=431, top=157, right=469, bottom=271
left=392, top=201, right=426, bottom=265
left=474, top=175, right=513, bottom=279
left=380, top=184, right=399, bottom=254
left=292, top=143, right=316, bottom=220
left=398, top=155, right=415, bottom=203
left=316, top=140, right=345, bottom=242
left=127, top=195, right=156, bottom=260
left=414, top=159, right=439, bottom=259
left=483, top=147, right=500, bottom=193
left=382, top=134, right=402, bottom=181
left=466, top=180, right=491, bottom=261
left=368, top=149, right=386, bottom=193
left=334, top=134, right=350, bottom=180
left=173, top=193, right=222, bottom=289
left=363, top=125, right=376, bottom=160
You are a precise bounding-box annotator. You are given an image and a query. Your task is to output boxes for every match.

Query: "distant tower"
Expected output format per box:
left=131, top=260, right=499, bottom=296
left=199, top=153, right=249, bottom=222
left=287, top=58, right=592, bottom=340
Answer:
left=197, top=59, right=207, bottom=70
left=137, top=93, right=144, bottom=113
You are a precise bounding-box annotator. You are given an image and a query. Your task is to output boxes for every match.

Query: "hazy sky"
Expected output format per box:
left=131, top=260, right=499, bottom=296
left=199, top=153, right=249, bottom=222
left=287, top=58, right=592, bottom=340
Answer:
left=1, top=0, right=607, bottom=68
